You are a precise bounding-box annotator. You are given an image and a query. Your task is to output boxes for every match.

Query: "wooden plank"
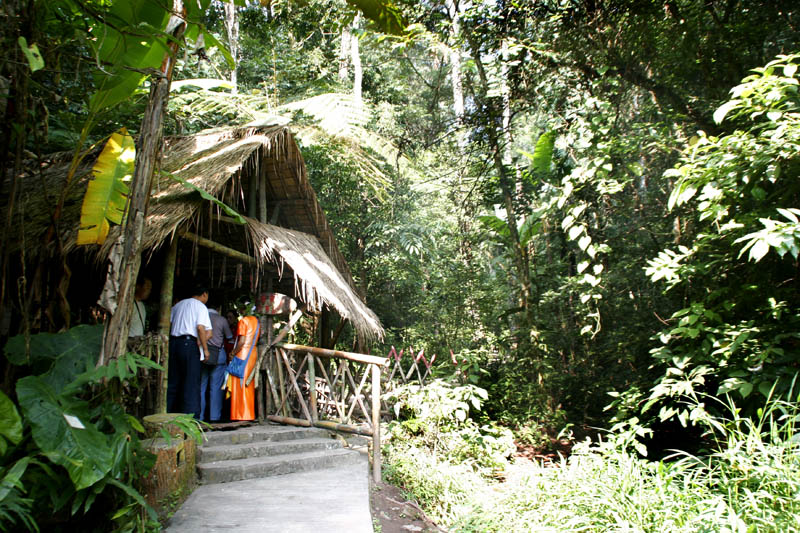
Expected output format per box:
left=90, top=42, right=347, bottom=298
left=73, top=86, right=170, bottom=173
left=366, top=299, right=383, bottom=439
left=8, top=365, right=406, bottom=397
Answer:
left=179, top=230, right=257, bottom=265
left=266, top=415, right=372, bottom=437
left=279, top=343, right=387, bottom=367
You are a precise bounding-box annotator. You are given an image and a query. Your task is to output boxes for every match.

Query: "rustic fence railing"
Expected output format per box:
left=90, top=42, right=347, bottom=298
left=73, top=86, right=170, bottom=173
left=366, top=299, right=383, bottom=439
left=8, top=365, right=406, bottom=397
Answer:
left=126, top=333, right=169, bottom=418
left=262, top=342, right=388, bottom=482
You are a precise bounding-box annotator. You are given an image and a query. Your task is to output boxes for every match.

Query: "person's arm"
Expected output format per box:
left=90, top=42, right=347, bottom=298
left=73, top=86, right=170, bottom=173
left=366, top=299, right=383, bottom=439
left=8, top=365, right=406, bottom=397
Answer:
left=197, top=324, right=211, bottom=360
left=229, top=335, right=245, bottom=361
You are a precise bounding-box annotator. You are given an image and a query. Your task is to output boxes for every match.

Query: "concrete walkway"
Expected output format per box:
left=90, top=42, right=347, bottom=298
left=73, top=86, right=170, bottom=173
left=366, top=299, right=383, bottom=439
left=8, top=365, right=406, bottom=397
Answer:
left=166, top=452, right=374, bottom=533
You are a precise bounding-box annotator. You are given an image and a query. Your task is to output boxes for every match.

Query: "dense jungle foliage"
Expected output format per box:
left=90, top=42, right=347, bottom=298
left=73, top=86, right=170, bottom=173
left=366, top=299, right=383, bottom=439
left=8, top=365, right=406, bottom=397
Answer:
left=1, top=0, right=800, bottom=530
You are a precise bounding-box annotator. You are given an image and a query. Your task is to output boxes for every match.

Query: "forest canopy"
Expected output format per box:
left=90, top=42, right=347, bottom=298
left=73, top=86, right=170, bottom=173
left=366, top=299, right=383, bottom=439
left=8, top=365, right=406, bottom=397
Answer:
left=1, top=0, right=800, bottom=530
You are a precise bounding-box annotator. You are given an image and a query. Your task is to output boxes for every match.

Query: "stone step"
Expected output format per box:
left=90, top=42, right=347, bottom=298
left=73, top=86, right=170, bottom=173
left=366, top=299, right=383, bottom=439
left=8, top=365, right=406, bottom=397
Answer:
left=197, top=448, right=362, bottom=484
left=198, top=437, right=342, bottom=463
left=202, top=424, right=329, bottom=447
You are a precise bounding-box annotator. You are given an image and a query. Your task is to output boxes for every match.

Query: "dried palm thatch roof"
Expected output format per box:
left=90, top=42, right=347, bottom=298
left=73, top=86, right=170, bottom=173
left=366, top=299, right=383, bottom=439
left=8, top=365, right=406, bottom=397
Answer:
left=246, top=220, right=382, bottom=343
left=5, top=124, right=383, bottom=341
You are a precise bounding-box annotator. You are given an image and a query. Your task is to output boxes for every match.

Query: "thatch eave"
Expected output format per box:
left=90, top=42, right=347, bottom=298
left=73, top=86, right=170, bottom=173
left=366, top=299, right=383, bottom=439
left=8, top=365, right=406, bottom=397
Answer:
left=5, top=124, right=383, bottom=342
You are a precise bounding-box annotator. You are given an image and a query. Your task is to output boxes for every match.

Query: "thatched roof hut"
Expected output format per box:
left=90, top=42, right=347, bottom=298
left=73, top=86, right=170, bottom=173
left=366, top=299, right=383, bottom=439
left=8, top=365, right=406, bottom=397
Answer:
left=4, top=124, right=383, bottom=342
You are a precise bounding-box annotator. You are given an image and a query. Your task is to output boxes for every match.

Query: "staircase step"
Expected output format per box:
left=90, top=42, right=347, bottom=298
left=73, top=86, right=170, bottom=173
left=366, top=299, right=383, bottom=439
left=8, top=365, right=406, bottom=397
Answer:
left=198, top=437, right=342, bottom=463
left=202, top=424, right=329, bottom=447
left=197, top=448, right=362, bottom=484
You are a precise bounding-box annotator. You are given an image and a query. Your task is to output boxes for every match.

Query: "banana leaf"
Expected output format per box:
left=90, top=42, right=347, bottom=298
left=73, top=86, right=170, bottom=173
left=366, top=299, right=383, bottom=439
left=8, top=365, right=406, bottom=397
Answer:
left=16, top=376, right=113, bottom=491
left=78, top=129, right=135, bottom=245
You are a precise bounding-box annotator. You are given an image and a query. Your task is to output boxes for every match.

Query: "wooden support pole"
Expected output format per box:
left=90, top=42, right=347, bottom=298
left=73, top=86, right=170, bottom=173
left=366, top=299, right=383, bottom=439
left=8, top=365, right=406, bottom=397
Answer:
left=258, top=153, right=268, bottom=223
left=248, top=171, right=257, bottom=219
left=308, top=354, right=318, bottom=422
left=178, top=231, right=259, bottom=266
left=372, top=363, right=381, bottom=483
left=157, top=238, right=178, bottom=414
left=320, top=306, right=331, bottom=348
left=158, top=238, right=178, bottom=336
left=277, top=348, right=287, bottom=417
left=264, top=277, right=274, bottom=416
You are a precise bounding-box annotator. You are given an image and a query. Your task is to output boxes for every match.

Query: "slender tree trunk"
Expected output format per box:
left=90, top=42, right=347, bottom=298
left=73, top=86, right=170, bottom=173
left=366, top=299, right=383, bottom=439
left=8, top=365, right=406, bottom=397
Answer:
left=339, top=25, right=351, bottom=84
left=351, top=15, right=362, bottom=102
left=224, top=1, right=239, bottom=94
left=0, top=0, right=30, bottom=335
left=445, top=0, right=464, bottom=128
left=100, top=12, right=187, bottom=365
left=465, top=33, right=532, bottom=327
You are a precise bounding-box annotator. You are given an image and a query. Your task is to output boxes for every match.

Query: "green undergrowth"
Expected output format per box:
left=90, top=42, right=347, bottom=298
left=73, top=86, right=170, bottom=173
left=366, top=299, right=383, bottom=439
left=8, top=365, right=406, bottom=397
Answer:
left=383, top=382, right=800, bottom=532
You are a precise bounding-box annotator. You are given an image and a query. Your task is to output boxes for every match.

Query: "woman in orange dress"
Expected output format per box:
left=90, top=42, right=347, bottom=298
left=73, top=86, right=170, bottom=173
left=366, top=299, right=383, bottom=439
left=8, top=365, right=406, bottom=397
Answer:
left=228, top=309, right=260, bottom=421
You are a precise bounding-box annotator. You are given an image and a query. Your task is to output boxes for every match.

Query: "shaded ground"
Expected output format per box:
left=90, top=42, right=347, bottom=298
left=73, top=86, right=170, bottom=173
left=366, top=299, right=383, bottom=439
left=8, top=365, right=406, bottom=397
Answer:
left=369, top=477, right=444, bottom=533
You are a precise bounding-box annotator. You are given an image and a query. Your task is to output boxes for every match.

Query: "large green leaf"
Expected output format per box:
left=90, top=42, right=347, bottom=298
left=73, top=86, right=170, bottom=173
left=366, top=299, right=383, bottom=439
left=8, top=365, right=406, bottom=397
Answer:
left=16, top=377, right=112, bottom=491
left=0, top=457, right=31, bottom=502
left=4, top=325, right=104, bottom=385
left=88, top=0, right=173, bottom=113
left=171, top=78, right=235, bottom=92
left=530, top=130, right=555, bottom=174
left=346, top=0, right=408, bottom=36
left=477, top=214, right=511, bottom=240
left=163, top=171, right=246, bottom=224
left=78, top=128, right=135, bottom=245
left=17, top=37, right=44, bottom=72
left=0, top=391, right=23, bottom=456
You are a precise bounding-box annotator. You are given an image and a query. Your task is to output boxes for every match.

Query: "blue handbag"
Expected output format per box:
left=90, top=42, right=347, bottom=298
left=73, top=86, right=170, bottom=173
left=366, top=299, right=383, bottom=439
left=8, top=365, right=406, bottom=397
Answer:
left=227, top=321, right=259, bottom=379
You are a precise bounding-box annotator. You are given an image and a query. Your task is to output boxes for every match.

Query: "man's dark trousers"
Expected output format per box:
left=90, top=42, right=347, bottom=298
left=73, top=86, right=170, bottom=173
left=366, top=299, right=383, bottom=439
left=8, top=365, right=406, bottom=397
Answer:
left=167, top=335, right=202, bottom=418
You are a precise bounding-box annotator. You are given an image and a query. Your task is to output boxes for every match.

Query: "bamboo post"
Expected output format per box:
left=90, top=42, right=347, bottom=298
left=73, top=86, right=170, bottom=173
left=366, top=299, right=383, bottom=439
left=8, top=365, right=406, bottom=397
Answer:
left=248, top=170, right=257, bottom=218
left=308, top=354, right=318, bottom=422
left=277, top=348, right=287, bottom=417
left=258, top=153, right=268, bottom=222
left=265, top=313, right=273, bottom=415
left=157, top=238, right=178, bottom=413
left=371, top=363, right=381, bottom=483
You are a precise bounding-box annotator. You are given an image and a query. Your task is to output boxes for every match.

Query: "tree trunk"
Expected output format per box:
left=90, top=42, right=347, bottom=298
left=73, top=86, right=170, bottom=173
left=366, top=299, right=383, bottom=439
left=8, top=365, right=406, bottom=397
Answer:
left=100, top=13, right=187, bottom=366
left=339, top=25, right=351, bottom=84
left=351, top=15, right=362, bottom=102
left=445, top=0, right=464, bottom=128
left=224, top=1, right=239, bottom=94
left=465, top=32, right=532, bottom=328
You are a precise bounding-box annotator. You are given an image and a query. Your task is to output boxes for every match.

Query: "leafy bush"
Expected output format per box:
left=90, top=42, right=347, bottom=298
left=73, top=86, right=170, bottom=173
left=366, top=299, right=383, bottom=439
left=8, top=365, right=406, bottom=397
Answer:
left=384, top=380, right=515, bottom=473
left=385, top=389, right=800, bottom=532
left=642, top=53, right=800, bottom=424
left=383, top=445, right=483, bottom=525
left=0, top=325, right=200, bottom=532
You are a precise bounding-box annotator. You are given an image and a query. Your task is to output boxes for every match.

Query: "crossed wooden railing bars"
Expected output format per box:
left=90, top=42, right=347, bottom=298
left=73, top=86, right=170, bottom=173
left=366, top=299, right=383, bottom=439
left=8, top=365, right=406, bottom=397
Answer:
left=262, top=343, right=387, bottom=483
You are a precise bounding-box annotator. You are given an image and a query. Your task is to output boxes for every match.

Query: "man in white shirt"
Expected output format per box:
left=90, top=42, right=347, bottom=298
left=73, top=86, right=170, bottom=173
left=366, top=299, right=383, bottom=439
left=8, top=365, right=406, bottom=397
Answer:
left=167, top=284, right=212, bottom=419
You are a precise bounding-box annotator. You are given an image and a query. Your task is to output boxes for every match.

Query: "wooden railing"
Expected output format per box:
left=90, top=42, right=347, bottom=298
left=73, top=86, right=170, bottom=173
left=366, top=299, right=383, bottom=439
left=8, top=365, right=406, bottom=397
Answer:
left=262, top=343, right=388, bottom=482
left=126, top=333, right=169, bottom=418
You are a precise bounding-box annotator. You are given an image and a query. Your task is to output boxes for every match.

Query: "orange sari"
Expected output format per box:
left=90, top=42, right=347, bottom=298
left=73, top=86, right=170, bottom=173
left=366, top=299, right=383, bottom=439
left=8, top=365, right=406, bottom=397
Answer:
left=230, top=315, right=259, bottom=421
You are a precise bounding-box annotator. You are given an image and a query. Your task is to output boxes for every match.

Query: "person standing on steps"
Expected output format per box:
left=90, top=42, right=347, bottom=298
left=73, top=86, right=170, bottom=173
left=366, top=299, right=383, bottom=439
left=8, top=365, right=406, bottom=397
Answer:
left=167, top=284, right=212, bottom=419
left=227, top=303, right=260, bottom=421
left=201, top=302, right=233, bottom=422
